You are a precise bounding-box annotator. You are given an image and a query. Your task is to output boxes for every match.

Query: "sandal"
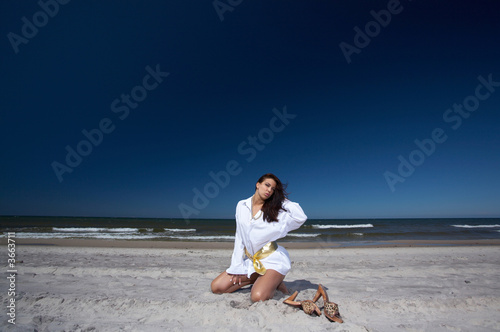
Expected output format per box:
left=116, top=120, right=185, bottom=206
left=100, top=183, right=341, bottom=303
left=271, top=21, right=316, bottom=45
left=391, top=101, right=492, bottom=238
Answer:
left=313, top=284, right=343, bottom=323
left=283, top=290, right=321, bottom=316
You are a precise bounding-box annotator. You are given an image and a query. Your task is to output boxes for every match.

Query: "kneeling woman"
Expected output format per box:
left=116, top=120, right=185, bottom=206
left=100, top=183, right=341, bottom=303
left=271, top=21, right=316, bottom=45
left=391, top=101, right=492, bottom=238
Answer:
left=211, top=173, right=307, bottom=302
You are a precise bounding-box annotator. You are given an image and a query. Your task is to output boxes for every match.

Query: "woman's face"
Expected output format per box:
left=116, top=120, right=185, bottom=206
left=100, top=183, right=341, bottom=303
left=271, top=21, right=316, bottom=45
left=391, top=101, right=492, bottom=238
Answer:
left=256, top=178, right=277, bottom=200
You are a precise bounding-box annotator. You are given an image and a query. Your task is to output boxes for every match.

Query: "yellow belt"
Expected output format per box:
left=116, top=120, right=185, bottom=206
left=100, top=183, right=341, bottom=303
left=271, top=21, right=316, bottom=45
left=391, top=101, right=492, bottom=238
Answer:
left=245, top=241, right=278, bottom=275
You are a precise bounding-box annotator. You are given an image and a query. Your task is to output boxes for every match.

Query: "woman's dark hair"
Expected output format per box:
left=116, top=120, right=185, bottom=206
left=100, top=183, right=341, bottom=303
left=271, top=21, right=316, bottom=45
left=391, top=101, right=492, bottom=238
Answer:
left=256, top=173, right=288, bottom=223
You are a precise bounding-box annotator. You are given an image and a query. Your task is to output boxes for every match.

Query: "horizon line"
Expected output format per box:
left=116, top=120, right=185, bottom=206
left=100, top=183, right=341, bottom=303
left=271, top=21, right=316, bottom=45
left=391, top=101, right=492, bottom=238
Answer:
left=1, top=214, right=499, bottom=220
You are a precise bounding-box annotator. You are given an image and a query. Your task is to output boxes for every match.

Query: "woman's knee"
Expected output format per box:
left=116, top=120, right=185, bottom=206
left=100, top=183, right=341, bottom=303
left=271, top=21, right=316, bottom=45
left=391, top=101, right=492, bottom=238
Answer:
left=211, top=279, right=224, bottom=294
left=251, top=289, right=271, bottom=302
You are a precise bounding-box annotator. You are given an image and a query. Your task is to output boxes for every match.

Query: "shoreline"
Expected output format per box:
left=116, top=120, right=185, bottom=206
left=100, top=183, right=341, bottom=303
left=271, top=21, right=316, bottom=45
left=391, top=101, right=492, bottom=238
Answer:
left=4, top=237, right=500, bottom=249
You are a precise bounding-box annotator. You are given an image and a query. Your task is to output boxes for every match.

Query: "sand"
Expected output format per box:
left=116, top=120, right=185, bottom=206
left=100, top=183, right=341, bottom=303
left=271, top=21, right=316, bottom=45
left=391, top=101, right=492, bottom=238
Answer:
left=1, top=241, right=499, bottom=331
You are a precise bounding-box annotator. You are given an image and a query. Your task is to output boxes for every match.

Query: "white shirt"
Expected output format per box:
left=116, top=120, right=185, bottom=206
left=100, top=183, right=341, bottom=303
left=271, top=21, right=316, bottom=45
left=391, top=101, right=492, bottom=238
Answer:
left=226, top=196, right=307, bottom=277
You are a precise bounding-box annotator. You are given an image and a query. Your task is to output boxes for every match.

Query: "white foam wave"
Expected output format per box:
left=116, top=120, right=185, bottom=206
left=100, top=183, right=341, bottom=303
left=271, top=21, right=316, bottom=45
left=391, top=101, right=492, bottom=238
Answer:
left=15, top=231, right=234, bottom=241
left=53, top=227, right=138, bottom=233
left=17, top=233, right=158, bottom=240
left=165, top=235, right=235, bottom=241
left=451, top=224, right=500, bottom=228
left=164, top=228, right=196, bottom=232
left=286, top=233, right=321, bottom=238
left=312, top=224, right=373, bottom=229
left=350, top=233, right=364, bottom=236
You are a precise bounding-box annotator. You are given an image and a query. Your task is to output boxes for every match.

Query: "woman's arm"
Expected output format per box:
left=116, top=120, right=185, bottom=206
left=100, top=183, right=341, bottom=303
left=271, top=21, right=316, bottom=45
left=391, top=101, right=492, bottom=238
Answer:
left=279, top=199, right=308, bottom=236
left=226, top=227, right=247, bottom=275
left=226, top=206, right=247, bottom=276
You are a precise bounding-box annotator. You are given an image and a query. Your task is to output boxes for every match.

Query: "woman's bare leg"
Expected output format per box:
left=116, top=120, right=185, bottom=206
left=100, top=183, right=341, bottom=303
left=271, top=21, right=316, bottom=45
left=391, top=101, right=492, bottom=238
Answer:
left=277, top=281, right=289, bottom=294
left=211, top=272, right=258, bottom=294
left=250, top=269, right=286, bottom=302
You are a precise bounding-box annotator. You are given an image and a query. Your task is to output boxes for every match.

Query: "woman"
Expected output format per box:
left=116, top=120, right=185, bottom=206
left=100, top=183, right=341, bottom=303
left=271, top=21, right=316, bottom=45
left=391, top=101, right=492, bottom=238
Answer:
left=211, top=173, right=307, bottom=302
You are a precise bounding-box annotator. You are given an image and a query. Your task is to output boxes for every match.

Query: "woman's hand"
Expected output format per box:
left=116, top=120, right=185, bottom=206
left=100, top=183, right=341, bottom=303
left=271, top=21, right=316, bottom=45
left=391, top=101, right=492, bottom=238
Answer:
left=227, top=273, right=245, bottom=286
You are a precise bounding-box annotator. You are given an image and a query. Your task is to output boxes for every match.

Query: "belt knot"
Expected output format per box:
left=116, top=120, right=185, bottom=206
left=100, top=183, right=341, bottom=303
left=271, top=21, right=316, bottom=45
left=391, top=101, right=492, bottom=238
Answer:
left=245, top=241, right=278, bottom=275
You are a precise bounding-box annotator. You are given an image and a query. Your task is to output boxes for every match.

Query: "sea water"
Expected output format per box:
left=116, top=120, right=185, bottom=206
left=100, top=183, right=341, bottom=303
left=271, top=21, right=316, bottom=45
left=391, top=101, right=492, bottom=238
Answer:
left=1, top=216, right=499, bottom=244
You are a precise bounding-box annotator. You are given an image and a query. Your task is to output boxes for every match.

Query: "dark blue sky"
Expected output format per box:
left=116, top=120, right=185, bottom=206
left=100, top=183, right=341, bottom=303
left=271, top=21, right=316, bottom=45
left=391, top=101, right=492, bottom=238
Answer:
left=1, top=0, right=499, bottom=219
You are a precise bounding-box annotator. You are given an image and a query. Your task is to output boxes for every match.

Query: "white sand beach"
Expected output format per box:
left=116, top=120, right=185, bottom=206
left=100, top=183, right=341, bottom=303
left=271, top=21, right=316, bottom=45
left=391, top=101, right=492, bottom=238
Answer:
left=1, top=242, right=500, bottom=331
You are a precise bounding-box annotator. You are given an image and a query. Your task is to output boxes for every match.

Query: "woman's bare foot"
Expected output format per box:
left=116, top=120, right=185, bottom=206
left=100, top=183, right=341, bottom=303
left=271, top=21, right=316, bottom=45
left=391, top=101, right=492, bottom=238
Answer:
left=277, top=281, right=289, bottom=294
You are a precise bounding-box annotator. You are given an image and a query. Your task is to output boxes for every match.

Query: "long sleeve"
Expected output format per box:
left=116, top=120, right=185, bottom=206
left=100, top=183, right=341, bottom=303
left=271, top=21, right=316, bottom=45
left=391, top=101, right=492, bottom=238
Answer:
left=278, top=200, right=307, bottom=237
left=226, top=215, right=247, bottom=275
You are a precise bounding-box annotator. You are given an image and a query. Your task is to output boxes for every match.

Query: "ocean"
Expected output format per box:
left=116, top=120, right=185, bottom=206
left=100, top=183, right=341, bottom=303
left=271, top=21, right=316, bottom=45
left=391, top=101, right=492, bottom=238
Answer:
left=1, top=216, right=500, bottom=244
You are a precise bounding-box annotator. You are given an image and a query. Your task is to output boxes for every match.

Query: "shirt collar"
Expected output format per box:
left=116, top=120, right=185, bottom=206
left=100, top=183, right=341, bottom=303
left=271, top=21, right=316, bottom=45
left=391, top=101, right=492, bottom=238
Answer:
left=242, top=196, right=253, bottom=210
